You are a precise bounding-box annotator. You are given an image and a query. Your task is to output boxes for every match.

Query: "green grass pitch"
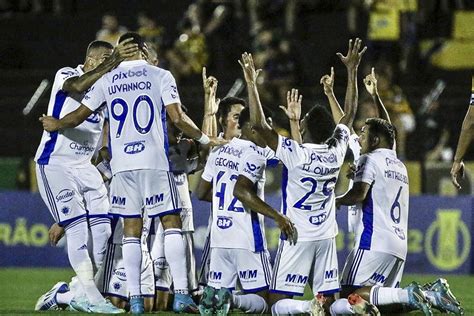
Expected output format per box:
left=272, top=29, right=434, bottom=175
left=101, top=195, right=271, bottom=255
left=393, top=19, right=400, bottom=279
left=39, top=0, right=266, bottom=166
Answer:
left=0, top=268, right=472, bottom=315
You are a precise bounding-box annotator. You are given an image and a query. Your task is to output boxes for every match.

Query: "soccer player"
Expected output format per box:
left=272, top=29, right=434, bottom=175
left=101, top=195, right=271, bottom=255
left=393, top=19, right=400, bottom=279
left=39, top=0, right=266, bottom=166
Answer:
left=34, top=39, right=138, bottom=314
left=39, top=32, right=224, bottom=314
left=451, top=76, right=474, bottom=189
left=196, top=105, right=297, bottom=315
left=239, top=39, right=363, bottom=315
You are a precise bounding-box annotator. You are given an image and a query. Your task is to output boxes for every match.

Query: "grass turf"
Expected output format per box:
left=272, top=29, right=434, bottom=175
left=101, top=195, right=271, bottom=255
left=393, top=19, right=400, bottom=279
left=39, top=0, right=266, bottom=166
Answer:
left=0, top=268, right=472, bottom=315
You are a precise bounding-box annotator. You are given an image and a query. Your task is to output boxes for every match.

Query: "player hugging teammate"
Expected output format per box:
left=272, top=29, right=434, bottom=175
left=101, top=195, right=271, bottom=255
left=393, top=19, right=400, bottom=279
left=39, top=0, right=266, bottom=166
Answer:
left=35, top=32, right=463, bottom=316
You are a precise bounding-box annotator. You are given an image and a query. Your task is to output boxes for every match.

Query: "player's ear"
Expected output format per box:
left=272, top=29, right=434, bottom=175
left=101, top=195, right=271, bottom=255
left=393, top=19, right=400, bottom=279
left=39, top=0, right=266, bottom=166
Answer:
left=371, top=135, right=380, bottom=147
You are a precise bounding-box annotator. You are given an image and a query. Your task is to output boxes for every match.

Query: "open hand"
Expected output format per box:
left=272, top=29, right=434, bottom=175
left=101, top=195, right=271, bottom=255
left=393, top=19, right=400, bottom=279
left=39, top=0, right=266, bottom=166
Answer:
left=238, top=52, right=261, bottom=84
left=112, top=37, right=139, bottom=61
left=336, top=38, right=367, bottom=70
left=280, top=88, right=302, bottom=121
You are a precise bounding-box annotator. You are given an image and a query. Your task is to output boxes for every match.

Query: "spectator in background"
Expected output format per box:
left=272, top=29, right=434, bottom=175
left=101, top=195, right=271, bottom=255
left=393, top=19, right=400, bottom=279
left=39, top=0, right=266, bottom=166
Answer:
left=375, top=61, right=415, bottom=159
left=96, top=12, right=127, bottom=44
left=166, top=6, right=208, bottom=83
left=137, top=12, right=164, bottom=49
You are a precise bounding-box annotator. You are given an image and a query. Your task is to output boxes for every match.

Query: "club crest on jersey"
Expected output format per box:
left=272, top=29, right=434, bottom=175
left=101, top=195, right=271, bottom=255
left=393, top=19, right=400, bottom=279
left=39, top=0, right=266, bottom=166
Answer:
left=124, top=141, right=145, bottom=154
left=112, top=68, right=148, bottom=83
left=216, top=216, right=233, bottom=229
left=55, top=189, right=75, bottom=203
left=113, top=282, right=121, bottom=290
left=61, top=206, right=71, bottom=215
left=309, top=212, right=328, bottom=225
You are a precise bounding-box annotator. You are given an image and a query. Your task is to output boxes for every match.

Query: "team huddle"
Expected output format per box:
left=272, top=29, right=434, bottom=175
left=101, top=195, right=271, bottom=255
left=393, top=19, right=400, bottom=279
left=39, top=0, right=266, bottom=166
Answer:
left=34, top=32, right=463, bottom=315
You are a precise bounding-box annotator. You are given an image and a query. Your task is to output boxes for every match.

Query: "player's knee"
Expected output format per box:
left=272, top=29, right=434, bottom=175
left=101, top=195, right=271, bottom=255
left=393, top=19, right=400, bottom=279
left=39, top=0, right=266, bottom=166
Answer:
left=144, top=297, right=154, bottom=312
left=160, top=214, right=182, bottom=230
left=123, top=218, right=142, bottom=237
left=353, top=286, right=371, bottom=301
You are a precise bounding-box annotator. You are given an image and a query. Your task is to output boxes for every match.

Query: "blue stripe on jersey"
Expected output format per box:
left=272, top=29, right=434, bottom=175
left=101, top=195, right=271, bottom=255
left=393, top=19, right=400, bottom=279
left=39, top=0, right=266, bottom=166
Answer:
left=360, top=186, right=374, bottom=249
left=280, top=167, right=289, bottom=240
left=160, top=98, right=171, bottom=169
left=251, top=211, right=264, bottom=252
left=37, top=91, right=68, bottom=164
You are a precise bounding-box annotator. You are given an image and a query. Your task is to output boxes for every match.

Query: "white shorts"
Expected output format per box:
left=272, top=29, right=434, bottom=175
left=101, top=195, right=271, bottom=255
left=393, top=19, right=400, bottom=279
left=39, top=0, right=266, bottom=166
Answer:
left=208, top=248, right=272, bottom=293
left=110, top=169, right=181, bottom=218
left=36, top=164, right=109, bottom=226
left=341, top=249, right=405, bottom=288
left=96, top=243, right=155, bottom=299
left=270, top=238, right=340, bottom=296
left=175, top=173, right=194, bottom=232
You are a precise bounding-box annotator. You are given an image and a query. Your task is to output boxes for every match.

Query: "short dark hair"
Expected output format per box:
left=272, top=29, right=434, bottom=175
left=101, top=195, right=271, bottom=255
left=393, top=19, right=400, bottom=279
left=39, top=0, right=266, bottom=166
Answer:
left=217, top=97, right=247, bottom=121
left=365, top=118, right=396, bottom=148
left=86, top=40, right=113, bottom=55
left=118, top=32, right=145, bottom=49
left=238, top=106, right=250, bottom=128
left=305, top=105, right=336, bottom=143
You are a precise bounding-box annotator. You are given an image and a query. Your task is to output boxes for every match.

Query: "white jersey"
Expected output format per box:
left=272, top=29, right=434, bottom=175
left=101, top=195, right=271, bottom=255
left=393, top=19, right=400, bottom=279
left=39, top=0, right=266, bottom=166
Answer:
left=348, top=133, right=362, bottom=233
left=35, top=65, right=105, bottom=166
left=353, top=148, right=409, bottom=260
left=202, top=138, right=267, bottom=252
left=275, top=124, right=350, bottom=241
left=82, top=60, right=180, bottom=175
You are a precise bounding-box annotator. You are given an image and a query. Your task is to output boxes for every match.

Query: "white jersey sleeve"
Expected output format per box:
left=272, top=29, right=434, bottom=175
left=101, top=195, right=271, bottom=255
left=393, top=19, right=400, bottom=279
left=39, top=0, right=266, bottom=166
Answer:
left=354, top=154, right=377, bottom=185
left=55, top=67, right=80, bottom=91
left=82, top=79, right=106, bottom=112
left=329, top=124, right=351, bottom=160
left=160, top=71, right=181, bottom=106
left=275, top=136, right=311, bottom=171
left=239, top=149, right=266, bottom=184
left=201, top=149, right=216, bottom=182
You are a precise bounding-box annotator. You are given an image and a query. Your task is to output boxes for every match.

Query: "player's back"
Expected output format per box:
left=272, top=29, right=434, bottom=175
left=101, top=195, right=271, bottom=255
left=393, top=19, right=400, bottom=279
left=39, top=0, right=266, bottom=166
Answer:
left=35, top=66, right=105, bottom=166
left=202, top=138, right=267, bottom=252
left=276, top=124, right=350, bottom=241
left=354, top=148, right=409, bottom=259
left=84, top=60, right=180, bottom=174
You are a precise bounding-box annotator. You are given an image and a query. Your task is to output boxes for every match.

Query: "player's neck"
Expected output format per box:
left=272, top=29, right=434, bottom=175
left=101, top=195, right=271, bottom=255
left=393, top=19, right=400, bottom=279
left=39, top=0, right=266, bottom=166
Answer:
left=124, top=52, right=143, bottom=62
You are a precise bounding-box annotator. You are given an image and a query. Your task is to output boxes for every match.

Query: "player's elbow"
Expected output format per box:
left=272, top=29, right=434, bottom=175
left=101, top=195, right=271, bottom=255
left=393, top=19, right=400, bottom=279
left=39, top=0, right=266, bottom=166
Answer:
left=63, top=80, right=85, bottom=94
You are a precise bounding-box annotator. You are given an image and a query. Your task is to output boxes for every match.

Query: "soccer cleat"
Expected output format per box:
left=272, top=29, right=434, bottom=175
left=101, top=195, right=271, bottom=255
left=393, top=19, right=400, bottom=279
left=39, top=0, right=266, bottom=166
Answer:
left=406, top=282, right=433, bottom=316
left=348, top=293, right=381, bottom=316
left=70, top=296, right=91, bottom=313
left=129, top=296, right=144, bottom=315
left=173, top=293, right=199, bottom=313
left=309, top=293, right=326, bottom=316
left=34, top=281, right=69, bottom=311
left=422, top=278, right=464, bottom=315
left=198, top=286, right=216, bottom=315
left=215, top=287, right=232, bottom=316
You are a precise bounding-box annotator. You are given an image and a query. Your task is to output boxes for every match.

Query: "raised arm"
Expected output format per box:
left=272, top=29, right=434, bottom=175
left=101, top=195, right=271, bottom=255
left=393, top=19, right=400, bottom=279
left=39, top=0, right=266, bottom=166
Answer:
left=451, top=104, right=474, bottom=189
left=363, top=67, right=391, bottom=123
left=233, top=175, right=297, bottom=244
left=167, top=103, right=225, bottom=147
left=320, top=67, right=344, bottom=124
left=201, top=67, right=219, bottom=137
left=239, top=52, right=280, bottom=151
left=63, top=38, right=138, bottom=94
left=280, top=88, right=303, bottom=144
left=336, top=38, right=367, bottom=129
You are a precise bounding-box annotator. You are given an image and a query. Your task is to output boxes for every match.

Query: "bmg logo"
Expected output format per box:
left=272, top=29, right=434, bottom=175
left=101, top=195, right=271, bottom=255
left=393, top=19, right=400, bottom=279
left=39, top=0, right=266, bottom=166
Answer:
left=217, top=216, right=233, bottom=229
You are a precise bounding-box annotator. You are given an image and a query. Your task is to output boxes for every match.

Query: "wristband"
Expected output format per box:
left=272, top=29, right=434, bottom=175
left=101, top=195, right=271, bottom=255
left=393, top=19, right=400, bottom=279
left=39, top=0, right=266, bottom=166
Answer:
left=197, top=133, right=210, bottom=145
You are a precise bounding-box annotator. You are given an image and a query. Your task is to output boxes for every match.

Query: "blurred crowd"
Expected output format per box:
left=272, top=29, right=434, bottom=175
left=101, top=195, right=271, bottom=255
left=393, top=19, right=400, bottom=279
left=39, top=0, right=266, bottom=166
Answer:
left=2, top=0, right=473, bottom=162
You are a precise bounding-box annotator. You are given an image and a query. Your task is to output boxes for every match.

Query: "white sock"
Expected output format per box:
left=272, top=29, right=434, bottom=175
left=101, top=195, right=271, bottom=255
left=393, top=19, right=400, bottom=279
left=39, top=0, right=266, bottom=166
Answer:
left=57, top=291, right=74, bottom=305
left=65, top=218, right=104, bottom=305
left=330, top=298, right=354, bottom=315
left=164, top=228, right=188, bottom=294
left=88, top=218, right=111, bottom=272
left=271, top=299, right=311, bottom=315
left=122, top=236, right=142, bottom=296
left=370, top=286, right=409, bottom=305
left=233, top=294, right=267, bottom=313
